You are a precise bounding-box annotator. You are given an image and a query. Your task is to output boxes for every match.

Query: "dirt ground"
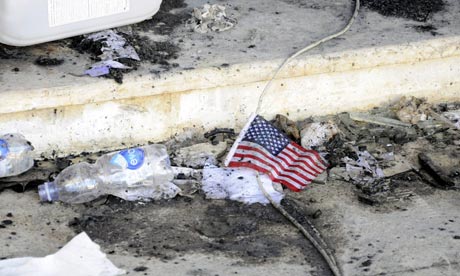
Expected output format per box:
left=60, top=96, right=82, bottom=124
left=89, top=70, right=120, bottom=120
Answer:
left=0, top=177, right=459, bottom=275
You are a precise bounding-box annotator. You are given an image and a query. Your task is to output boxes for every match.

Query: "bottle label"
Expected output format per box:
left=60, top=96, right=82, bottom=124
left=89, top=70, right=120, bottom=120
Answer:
left=110, top=148, right=145, bottom=170
left=48, top=0, right=130, bottom=27
left=0, top=139, right=9, bottom=161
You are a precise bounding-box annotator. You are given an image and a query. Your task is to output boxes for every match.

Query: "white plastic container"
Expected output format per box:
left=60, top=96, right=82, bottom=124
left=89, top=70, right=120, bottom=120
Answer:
left=0, top=0, right=162, bottom=46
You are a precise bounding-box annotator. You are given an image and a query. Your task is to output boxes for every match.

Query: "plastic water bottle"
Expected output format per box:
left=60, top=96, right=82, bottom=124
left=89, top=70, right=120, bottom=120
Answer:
left=0, top=134, right=34, bottom=178
left=38, top=144, right=178, bottom=204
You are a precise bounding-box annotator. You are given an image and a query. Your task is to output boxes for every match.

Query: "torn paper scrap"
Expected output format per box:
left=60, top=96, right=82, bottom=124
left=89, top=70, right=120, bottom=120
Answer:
left=85, top=60, right=132, bottom=77
left=0, top=232, right=125, bottom=276
left=202, top=166, right=284, bottom=205
left=190, top=4, right=237, bottom=33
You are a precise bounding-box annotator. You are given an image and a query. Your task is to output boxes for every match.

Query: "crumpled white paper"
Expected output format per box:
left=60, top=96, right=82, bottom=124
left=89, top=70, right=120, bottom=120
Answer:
left=190, top=4, right=237, bottom=33
left=202, top=166, right=284, bottom=205
left=0, top=232, right=125, bottom=276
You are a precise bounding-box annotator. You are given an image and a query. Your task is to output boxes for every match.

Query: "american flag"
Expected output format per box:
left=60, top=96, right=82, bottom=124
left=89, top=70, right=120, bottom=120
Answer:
left=225, top=114, right=328, bottom=191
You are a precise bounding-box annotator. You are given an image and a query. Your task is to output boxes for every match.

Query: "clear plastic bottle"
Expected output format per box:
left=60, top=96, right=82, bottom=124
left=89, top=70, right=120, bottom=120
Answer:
left=38, top=144, right=179, bottom=203
left=0, top=134, right=34, bottom=178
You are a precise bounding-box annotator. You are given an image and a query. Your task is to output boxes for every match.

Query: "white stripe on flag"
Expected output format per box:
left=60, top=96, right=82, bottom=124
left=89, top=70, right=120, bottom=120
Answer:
left=286, top=144, right=327, bottom=170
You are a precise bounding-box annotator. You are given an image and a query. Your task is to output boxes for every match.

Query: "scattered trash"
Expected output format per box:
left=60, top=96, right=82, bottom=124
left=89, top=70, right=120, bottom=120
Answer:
left=300, top=121, right=339, bottom=149
left=202, top=166, right=284, bottom=205
left=0, top=232, right=125, bottom=276
left=393, top=96, right=431, bottom=124
left=189, top=4, right=237, bottom=33
left=173, top=142, right=227, bottom=168
left=38, top=145, right=178, bottom=203
left=86, top=30, right=140, bottom=61
left=0, top=134, right=34, bottom=178
left=342, top=148, right=385, bottom=185
left=80, top=30, right=140, bottom=78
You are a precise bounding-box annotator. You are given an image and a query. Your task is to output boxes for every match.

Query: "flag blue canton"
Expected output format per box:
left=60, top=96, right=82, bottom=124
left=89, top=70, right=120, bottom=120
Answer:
left=242, top=115, right=290, bottom=156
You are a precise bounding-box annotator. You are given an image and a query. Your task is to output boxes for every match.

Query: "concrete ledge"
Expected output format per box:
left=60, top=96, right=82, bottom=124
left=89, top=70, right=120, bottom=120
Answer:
left=1, top=36, right=460, bottom=156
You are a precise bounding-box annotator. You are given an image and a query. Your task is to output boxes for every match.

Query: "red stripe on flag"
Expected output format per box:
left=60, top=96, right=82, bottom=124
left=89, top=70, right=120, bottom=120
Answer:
left=289, top=142, right=328, bottom=167
left=233, top=152, right=309, bottom=186
left=285, top=144, right=326, bottom=171
left=236, top=144, right=315, bottom=181
left=237, top=141, right=322, bottom=178
left=278, top=151, right=322, bottom=177
left=281, top=148, right=323, bottom=175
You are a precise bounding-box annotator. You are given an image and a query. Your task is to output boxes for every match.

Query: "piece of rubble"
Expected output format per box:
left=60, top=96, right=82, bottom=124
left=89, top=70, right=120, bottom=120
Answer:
left=173, top=179, right=200, bottom=197
left=272, top=114, right=300, bottom=141
left=349, top=113, right=412, bottom=128
left=202, top=166, right=284, bottom=205
left=418, top=151, right=460, bottom=188
left=173, top=142, right=227, bottom=168
left=204, top=128, right=236, bottom=144
left=312, top=171, right=328, bottom=184
left=393, top=96, right=431, bottom=124
left=189, top=4, right=237, bottom=33
left=171, top=166, right=202, bottom=180
left=381, top=154, right=414, bottom=177
left=300, top=121, right=339, bottom=149
left=328, top=167, right=350, bottom=181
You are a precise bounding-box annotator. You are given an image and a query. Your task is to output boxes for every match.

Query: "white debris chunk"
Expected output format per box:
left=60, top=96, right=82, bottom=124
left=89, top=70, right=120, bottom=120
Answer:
left=300, top=121, right=339, bottom=149
left=202, top=166, right=284, bottom=205
left=190, top=4, right=237, bottom=33
left=0, top=232, right=125, bottom=276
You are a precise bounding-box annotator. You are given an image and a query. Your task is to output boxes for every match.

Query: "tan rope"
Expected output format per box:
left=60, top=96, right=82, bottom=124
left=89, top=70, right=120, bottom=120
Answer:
left=256, top=173, right=342, bottom=276
left=255, top=0, right=360, bottom=114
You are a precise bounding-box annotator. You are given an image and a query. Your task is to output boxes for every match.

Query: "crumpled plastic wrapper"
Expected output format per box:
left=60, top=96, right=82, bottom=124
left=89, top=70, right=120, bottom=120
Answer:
left=190, top=4, right=237, bottom=33
left=0, top=232, right=125, bottom=276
